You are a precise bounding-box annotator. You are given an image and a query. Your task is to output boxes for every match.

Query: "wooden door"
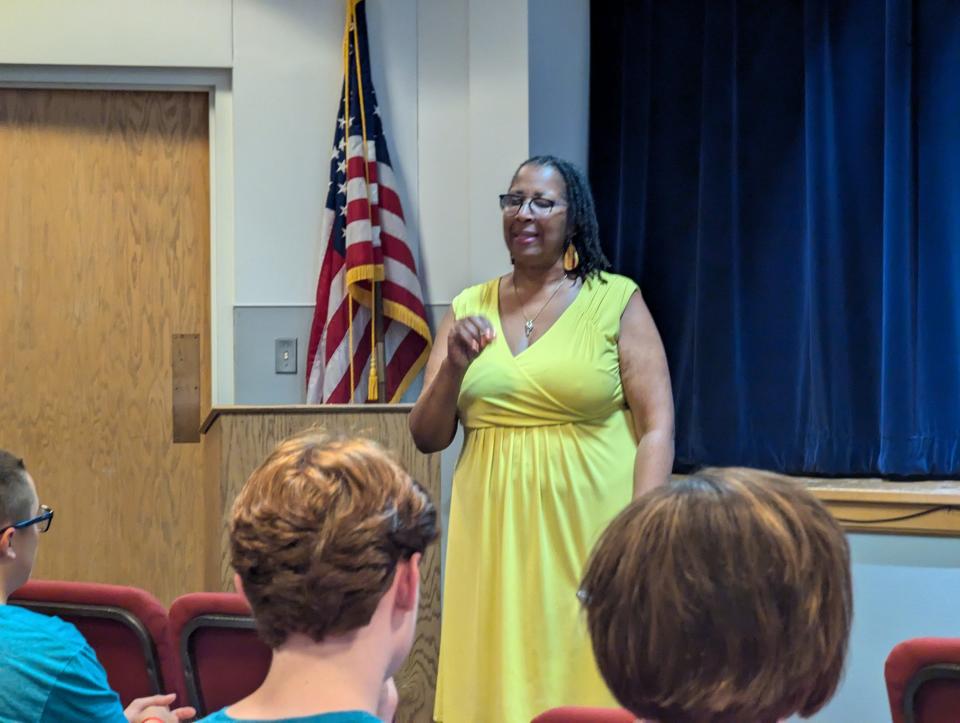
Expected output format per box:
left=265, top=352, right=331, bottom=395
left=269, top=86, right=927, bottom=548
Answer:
left=0, top=89, right=211, bottom=603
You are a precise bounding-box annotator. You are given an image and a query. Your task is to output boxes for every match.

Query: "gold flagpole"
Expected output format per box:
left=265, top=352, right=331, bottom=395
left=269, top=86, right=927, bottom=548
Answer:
left=349, top=0, right=387, bottom=402
left=342, top=2, right=355, bottom=403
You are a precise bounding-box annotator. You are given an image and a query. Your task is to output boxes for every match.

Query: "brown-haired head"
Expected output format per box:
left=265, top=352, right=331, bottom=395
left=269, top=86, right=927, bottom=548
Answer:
left=230, top=430, right=438, bottom=649
left=580, top=468, right=852, bottom=723
left=0, top=450, right=32, bottom=526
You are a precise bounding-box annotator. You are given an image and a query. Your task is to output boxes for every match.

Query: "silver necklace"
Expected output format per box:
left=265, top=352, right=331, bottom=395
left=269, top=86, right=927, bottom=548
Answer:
left=513, top=275, right=566, bottom=338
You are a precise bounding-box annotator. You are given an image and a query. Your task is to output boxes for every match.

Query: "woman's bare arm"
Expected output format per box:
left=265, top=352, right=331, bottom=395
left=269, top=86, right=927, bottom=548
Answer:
left=618, top=291, right=675, bottom=496
left=408, top=309, right=494, bottom=453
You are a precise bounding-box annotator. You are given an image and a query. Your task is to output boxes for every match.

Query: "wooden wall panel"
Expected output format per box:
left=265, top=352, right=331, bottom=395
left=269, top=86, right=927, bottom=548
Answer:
left=0, top=89, right=210, bottom=603
left=204, top=407, right=441, bottom=723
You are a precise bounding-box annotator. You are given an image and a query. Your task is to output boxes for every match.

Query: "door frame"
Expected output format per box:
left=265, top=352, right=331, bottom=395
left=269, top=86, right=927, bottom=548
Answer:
left=0, top=65, right=235, bottom=405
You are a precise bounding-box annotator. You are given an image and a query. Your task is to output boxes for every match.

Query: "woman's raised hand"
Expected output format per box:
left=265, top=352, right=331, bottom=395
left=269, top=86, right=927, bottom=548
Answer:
left=408, top=310, right=492, bottom=452
left=446, top=315, right=495, bottom=374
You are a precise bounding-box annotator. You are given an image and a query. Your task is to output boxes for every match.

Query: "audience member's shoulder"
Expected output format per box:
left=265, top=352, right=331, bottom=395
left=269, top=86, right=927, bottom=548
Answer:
left=200, top=711, right=380, bottom=723
left=197, top=710, right=230, bottom=722
left=0, top=603, right=89, bottom=652
left=312, top=713, right=380, bottom=723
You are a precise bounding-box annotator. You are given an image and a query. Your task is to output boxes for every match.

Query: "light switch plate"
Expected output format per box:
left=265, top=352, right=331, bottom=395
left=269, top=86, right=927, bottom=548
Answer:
left=275, top=338, right=297, bottom=374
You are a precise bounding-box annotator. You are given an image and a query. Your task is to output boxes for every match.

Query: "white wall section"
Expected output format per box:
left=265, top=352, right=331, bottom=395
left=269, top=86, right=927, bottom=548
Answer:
left=0, top=0, right=233, bottom=67
left=528, top=0, right=590, bottom=172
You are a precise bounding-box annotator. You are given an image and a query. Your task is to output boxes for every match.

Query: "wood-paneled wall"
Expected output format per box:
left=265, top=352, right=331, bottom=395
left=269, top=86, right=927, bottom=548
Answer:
left=0, top=88, right=211, bottom=604
left=202, top=405, right=441, bottom=723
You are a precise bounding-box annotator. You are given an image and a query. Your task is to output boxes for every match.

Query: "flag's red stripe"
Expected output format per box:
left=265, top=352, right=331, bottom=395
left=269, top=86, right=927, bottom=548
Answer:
left=323, top=299, right=350, bottom=362
left=346, top=197, right=371, bottom=226
left=326, top=319, right=373, bottom=403
left=382, top=280, right=427, bottom=318
left=378, top=184, right=406, bottom=221
left=386, top=330, right=429, bottom=399
left=345, top=241, right=378, bottom=269
left=325, top=371, right=352, bottom=403
left=306, top=240, right=343, bottom=383
left=324, top=295, right=365, bottom=363
left=380, top=231, right=417, bottom=272
left=346, top=156, right=378, bottom=183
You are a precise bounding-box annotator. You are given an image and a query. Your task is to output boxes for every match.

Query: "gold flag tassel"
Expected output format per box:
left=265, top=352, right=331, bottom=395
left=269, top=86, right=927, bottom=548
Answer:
left=367, top=294, right=378, bottom=401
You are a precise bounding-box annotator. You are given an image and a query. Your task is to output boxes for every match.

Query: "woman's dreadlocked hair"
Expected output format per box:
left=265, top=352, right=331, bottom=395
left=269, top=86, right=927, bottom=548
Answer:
left=513, top=155, right=611, bottom=281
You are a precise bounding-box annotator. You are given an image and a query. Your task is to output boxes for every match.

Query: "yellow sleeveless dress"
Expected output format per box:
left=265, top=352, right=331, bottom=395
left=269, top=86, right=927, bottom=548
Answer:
left=434, top=272, right=639, bottom=722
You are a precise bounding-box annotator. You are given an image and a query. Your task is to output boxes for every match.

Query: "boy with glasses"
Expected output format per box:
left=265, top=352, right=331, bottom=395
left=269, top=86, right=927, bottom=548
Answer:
left=0, top=449, right=193, bottom=723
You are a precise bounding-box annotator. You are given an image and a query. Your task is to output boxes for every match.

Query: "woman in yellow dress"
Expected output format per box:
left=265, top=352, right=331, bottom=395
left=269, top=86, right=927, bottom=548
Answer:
left=409, top=156, right=675, bottom=722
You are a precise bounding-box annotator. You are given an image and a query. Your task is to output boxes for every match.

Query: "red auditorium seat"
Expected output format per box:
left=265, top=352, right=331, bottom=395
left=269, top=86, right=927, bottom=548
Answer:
left=885, top=637, right=960, bottom=723
left=168, top=591, right=272, bottom=717
left=9, top=579, right=179, bottom=706
left=532, top=706, right=636, bottom=723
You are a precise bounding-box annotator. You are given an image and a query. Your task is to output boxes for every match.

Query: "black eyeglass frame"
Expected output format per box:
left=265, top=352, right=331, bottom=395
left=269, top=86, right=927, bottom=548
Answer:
left=498, top=193, right=566, bottom=216
left=0, top=505, right=54, bottom=535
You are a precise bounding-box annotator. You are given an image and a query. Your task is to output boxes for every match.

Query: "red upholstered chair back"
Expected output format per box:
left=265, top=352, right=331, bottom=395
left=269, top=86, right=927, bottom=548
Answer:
left=885, top=637, right=960, bottom=723
left=9, top=579, right=178, bottom=706
left=169, top=591, right=272, bottom=717
left=531, top=707, right=637, bottom=723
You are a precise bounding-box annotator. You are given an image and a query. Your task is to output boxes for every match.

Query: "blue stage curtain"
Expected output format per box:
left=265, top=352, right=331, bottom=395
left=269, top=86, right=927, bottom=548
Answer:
left=589, top=0, right=960, bottom=475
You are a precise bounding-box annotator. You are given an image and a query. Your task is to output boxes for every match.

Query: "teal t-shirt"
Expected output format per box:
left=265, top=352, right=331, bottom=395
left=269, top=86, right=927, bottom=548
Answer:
left=0, top=604, right=126, bottom=723
left=201, top=711, right=381, bottom=723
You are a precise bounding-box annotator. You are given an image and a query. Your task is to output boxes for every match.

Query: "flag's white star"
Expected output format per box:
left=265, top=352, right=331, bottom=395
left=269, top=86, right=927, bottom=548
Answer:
left=337, top=159, right=347, bottom=174
left=330, top=146, right=339, bottom=159
left=339, top=205, right=348, bottom=217
left=338, top=137, right=346, bottom=150
left=373, top=106, right=380, bottom=116
left=338, top=182, right=347, bottom=196
left=338, top=116, right=346, bottom=129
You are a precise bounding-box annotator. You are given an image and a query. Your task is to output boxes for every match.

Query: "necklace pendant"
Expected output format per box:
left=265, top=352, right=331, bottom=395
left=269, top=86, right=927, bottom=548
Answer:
left=523, top=319, right=534, bottom=337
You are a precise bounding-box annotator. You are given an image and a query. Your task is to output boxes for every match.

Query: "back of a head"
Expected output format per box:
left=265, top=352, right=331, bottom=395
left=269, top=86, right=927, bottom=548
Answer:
left=580, top=468, right=852, bottom=723
left=230, top=430, right=438, bottom=648
left=0, top=451, right=32, bottom=526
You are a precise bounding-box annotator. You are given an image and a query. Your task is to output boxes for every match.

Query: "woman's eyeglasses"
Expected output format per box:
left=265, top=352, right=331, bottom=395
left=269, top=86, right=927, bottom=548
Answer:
left=499, top=193, right=565, bottom=217
left=0, top=505, right=54, bottom=534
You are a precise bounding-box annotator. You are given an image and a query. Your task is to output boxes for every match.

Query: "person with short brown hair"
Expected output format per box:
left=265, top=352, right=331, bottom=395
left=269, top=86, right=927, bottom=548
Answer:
left=580, top=468, right=852, bottom=723
left=201, top=430, right=438, bottom=723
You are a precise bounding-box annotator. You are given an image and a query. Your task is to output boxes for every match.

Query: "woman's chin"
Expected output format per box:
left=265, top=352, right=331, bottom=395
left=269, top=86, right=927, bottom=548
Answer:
left=509, top=247, right=554, bottom=266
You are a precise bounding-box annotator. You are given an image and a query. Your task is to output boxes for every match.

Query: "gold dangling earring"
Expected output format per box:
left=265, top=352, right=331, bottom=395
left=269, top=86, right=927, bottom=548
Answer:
left=563, top=243, right=580, bottom=272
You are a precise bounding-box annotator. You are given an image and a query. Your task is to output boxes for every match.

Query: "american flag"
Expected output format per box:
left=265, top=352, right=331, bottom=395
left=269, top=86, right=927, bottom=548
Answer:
left=306, top=0, right=431, bottom=403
